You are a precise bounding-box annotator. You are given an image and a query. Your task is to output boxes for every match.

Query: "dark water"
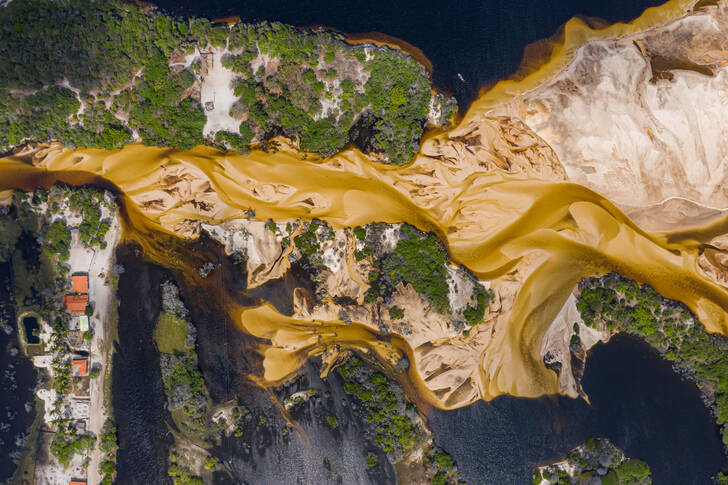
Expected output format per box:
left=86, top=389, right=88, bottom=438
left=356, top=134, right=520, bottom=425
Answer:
left=0, top=262, right=37, bottom=483
left=112, top=245, right=173, bottom=485
left=427, top=334, right=724, bottom=484
left=151, top=0, right=665, bottom=107
left=22, top=316, right=39, bottom=345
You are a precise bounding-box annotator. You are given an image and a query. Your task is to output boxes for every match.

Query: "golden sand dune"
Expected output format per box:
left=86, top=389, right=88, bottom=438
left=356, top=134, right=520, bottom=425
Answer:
left=489, top=0, right=728, bottom=208
left=2, top=0, right=728, bottom=409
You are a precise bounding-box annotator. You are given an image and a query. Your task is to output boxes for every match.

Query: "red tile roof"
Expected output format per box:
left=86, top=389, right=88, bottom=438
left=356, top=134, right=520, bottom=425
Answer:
left=71, top=275, right=88, bottom=294
left=71, top=359, right=88, bottom=377
left=69, top=481, right=87, bottom=485
left=63, top=294, right=88, bottom=313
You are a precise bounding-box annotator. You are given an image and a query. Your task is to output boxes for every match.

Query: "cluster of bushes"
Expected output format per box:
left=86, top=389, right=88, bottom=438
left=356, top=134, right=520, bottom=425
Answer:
left=50, top=420, right=95, bottom=466
left=168, top=452, right=204, bottom=485
left=44, top=219, right=72, bottom=260
left=533, top=438, right=652, bottom=485
left=221, top=23, right=435, bottom=164
left=0, top=0, right=451, bottom=163
left=534, top=437, right=651, bottom=484
left=156, top=282, right=211, bottom=438
left=337, top=355, right=459, bottom=482
left=463, top=284, right=493, bottom=327
left=99, top=420, right=118, bottom=485
left=338, top=355, right=419, bottom=455
left=293, top=219, right=334, bottom=270
left=69, top=186, right=112, bottom=248
left=364, top=224, right=450, bottom=311
left=576, top=273, right=728, bottom=448
left=359, top=223, right=491, bottom=327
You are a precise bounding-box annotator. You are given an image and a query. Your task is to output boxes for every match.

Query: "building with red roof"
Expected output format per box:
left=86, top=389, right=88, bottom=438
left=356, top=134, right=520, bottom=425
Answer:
left=69, top=480, right=87, bottom=485
left=71, top=274, right=88, bottom=294
left=71, top=358, right=88, bottom=377
left=63, top=294, right=88, bottom=314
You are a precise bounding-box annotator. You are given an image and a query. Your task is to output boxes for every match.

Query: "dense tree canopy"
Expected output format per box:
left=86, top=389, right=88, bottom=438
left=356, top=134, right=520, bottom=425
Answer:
left=0, top=0, right=454, bottom=163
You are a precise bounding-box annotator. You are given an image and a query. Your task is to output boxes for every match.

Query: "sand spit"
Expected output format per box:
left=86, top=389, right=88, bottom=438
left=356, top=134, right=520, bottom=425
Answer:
left=489, top=1, right=728, bottom=209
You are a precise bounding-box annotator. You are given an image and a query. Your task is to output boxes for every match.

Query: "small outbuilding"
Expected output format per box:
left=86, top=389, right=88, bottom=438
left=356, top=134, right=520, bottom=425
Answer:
left=78, top=315, right=89, bottom=332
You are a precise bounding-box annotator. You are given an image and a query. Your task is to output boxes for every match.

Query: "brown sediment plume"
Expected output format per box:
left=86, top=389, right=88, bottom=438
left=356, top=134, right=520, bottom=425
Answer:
left=212, top=16, right=241, bottom=26
left=3, top=121, right=728, bottom=409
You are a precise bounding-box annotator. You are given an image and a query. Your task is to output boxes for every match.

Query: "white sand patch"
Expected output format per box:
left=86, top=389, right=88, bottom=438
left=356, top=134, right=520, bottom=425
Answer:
left=492, top=12, right=728, bottom=209
left=200, top=46, right=241, bottom=136
left=428, top=96, right=441, bottom=126
left=447, top=265, right=475, bottom=314
left=540, top=292, right=609, bottom=397
left=322, top=246, right=342, bottom=273
left=380, top=225, right=400, bottom=252
left=250, top=53, right=273, bottom=76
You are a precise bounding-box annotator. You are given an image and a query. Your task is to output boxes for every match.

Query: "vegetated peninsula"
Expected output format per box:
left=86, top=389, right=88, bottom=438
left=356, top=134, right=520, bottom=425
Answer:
left=0, top=0, right=456, bottom=165
left=533, top=438, right=652, bottom=485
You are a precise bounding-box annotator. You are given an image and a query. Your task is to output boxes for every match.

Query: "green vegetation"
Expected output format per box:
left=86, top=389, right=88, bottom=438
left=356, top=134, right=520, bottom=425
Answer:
left=157, top=282, right=211, bottom=438
left=463, top=284, right=493, bottom=326
left=204, top=457, right=217, bottom=471
left=366, top=451, right=378, bottom=467
left=50, top=420, right=94, bottom=467
left=294, top=219, right=334, bottom=268
left=44, top=219, right=72, bottom=260
left=338, top=355, right=460, bottom=482
left=99, top=420, right=118, bottom=455
left=535, top=437, right=652, bottom=484
left=69, top=186, right=113, bottom=248
left=374, top=224, right=450, bottom=312
left=615, top=459, right=652, bottom=484
left=338, top=356, right=419, bottom=454
left=576, top=273, right=728, bottom=446
left=168, top=453, right=204, bottom=485
left=388, top=306, right=404, bottom=320
left=0, top=0, right=453, bottom=163
left=362, top=223, right=492, bottom=325
left=154, top=312, right=189, bottom=354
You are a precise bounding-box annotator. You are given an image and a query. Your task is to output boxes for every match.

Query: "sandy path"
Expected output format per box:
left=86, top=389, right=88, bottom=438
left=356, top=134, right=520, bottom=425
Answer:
left=65, top=207, right=121, bottom=485
left=200, top=46, right=241, bottom=136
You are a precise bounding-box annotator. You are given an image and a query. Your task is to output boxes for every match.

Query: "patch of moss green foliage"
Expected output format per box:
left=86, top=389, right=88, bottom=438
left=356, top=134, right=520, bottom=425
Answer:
left=44, top=219, right=72, bottom=261
left=576, top=273, right=728, bottom=448
left=463, top=284, right=493, bottom=326
left=353, top=226, right=367, bottom=241
left=294, top=219, right=333, bottom=267
left=157, top=283, right=211, bottom=438
left=0, top=0, right=448, bottom=162
left=388, top=306, right=404, bottom=320
left=215, top=129, right=253, bottom=153
left=50, top=420, right=95, bottom=466
left=338, top=356, right=419, bottom=455
left=615, top=459, right=652, bottom=484
left=154, top=312, right=189, bottom=354
left=375, top=224, right=450, bottom=312
left=537, top=437, right=652, bottom=484
left=69, top=186, right=112, bottom=248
